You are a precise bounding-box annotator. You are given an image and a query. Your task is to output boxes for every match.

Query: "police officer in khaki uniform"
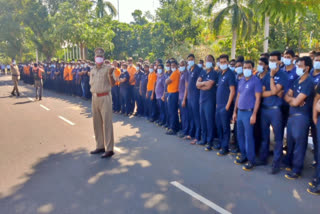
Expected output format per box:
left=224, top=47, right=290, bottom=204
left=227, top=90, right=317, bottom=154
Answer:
left=11, top=60, right=20, bottom=97
left=90, top=48, right=116, bottom=158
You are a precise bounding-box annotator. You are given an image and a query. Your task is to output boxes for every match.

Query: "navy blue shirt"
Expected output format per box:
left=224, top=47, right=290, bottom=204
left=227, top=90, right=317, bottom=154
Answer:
left=187, top=65, right=202, bottom=101
left=119, top=71, right=130, bottom=90
left=134, top=71, right=143, bottom=88
left=281, top=66, right=299, bottom=93
left=216, top=69, right=236, bottom=107
left=261, top=70, right=288, bottom=107
left=199, top=69, right=218, bottom=104
left=238, top=75, right=262, bottom=110
left=310, top=70, right=320, bottom=87
left=289, top=76, right=314, bottom=117
left=140, top=72, right=148, bottom=96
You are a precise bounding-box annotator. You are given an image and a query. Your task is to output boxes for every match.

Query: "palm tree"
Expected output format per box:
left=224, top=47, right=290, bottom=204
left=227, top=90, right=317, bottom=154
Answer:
left=94, top=0, right=117, bottom=18
left=208, top=0, right=255, bottom=59
left=249, top=0, right=305, bottom=52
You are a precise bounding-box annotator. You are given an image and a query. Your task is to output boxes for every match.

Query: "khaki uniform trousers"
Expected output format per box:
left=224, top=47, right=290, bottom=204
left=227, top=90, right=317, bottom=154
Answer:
left=12, top=75, right=20, bottom=94
left=92, top=93, right=114, bottom=152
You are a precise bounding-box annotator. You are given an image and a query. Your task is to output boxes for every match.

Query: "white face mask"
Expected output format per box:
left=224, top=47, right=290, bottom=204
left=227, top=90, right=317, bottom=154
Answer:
left=171, top=67, right=176, bottom=71
left=136, top=67, right=140, bottom=71
left=243, top=69, right=252, bottom=77
left=269, top=62, right=277, bottom=70
left=206, top=62, right=213, bottom=69
left=95, top=57, right=104, bottom=64
left=149, top=68, right=154, bottom=73
left=179, top=67, right=185, bottom=72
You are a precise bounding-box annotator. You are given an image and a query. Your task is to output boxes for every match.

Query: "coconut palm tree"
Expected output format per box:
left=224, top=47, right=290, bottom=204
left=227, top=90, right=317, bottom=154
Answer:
left=207, top=0, right=255, bottom=59
left=249, top=0, right=305, bottom=52
left=94, top=0, right=117, bottom=18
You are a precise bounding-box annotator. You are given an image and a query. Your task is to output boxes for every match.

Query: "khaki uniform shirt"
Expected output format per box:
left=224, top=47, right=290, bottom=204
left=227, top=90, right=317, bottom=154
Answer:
left=11, top=65, right=20, bottom=76
left=89, top=64, right=112, bottom=93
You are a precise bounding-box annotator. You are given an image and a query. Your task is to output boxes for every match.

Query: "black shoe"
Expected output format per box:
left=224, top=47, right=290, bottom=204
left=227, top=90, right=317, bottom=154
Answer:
left=17, top=92, right=20, bottom=96
left=166, top=129, right=176, bottom=135
left=229, top=148, right=239, bottom=155
left=307, top=185, right=320, bottom=195
left=205, top=146, right=212, bottom=151
left=90, top=148, right=105, bottom=154
left=234, top=157, right=247, bottom=165
left=177, top=132, right=185, bottom=138
left=212, top=144, right=221, bottom=151
left=217, top=149, right=229, bottom=156
left=101, top=151, right=114, bottom=158
left=309, top=178, right=319, bottom=188
left=11, top=92, right=15, bottom=96
left=270, top=167, right=281, bottom=175
left=39, top=97, right=42, bottom=100
left=285, top=172, right=300, bottom=180
left=255, top=159, right=267, bottom=166
left=243, top=162, right=254, bottom=171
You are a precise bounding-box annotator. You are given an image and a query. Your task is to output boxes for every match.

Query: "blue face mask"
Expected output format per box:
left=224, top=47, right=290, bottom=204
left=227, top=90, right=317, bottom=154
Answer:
left=257, top=65, right=264, bottom=73
left=243, top=69, right=252, bottom=77
left=296, top=67, right=305, bottom=77
left=206, top=62, right=213, bottom=69
left=179, top=67, right=185, bottom=72
left=269, top=62, right=277, bottom=70
left=283, top=58, right=292, bottom=66
left=229, top=66, right=235, bottom=71
left=165, top=66, right=170, bottom=71
left=235, top=67, right=243, bottom=74
left=149, top=68, right=154, bottom=73
left=157, top=69, right=163, bottom=74
left=219, top=64, right=228, bottom=70
left=187, top=61, right=194, bottom=70
left=197, top=64, right=202, bottom=68
left=314, top=61, right=320, bottom=70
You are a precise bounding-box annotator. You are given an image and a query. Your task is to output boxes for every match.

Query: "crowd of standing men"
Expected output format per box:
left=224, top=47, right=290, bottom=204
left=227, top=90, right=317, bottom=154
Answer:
left=14, top=50, right=320, bottom=195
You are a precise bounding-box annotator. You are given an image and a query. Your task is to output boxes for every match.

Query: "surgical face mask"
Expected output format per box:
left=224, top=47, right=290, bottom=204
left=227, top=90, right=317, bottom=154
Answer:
left=243, top=69, right=252, bottom=77
left=257, top=65, right=264, bottom=73
left=157, top=69, right=163, bottom=74
left=281, top=57, right=284, bottom=62
left=283, top=58, right=292, bottom=66
left=179, top=67, right=185, bottom=72
left=171, top=67, right=177, bottom=71
left=95, top=57, right=104, bottom=64
left=296, top=67, right=305, bottom=77
left=269, top=62, right=277, bottom=70
left=136, top=67, right=140, bottom=71
left=314, top=61, right=320, bottom=70
left=197, top=64, right=202, bottom=68
left=123, top=69, right=127, bottom=72
left=187, top=60, right=194, bottom=69
left=149, top=68, right=154, bottom=73
left=219, top=63, right=228, bottom=70
left=206, top=62, right=213, bottom=69
left=235, top=67, right=243, bottom=75
left=165, top=66, right=170, bottom=71
left=229, top=66, right=235, bottom=71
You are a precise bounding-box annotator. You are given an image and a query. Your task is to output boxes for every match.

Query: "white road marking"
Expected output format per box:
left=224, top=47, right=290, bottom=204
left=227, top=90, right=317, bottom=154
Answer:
left=58, top=116, right=75, bottom=126
left=28, top=97, right=34, bottom=101
left=170, top=181, right=232, bottom=214
left=40, top=104, right=50, bottom=111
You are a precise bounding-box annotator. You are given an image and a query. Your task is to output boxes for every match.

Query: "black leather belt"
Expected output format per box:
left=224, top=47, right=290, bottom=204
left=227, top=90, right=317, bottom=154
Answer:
left=239, top=109, right=253, bottom=112
left=289, top=113, right=303, bottom=118
left=262, top=105, right=280, bottom=110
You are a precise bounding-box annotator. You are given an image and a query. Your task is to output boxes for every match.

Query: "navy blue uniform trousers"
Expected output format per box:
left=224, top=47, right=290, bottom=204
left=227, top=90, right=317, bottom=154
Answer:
left=188, top=98, right=201, bottom=140
left=237, top=110, right=255, bottom=164
left=179, top=99, right=189, bottom=136
left=200, top=99, right=215, bottom=144
left=259, top=107, right=284, bottom=167
left=285, top=114, right=310, bottom=174
left=167, top=92, right=179, bottom=132
left=216, top=105, right=232, bottom=149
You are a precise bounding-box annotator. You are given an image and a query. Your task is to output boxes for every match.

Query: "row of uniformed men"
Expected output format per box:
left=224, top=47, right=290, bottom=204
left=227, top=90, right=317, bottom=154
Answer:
left=109, top=51, right=320, bottom=195
left=19, top=60, right=95, bottom=99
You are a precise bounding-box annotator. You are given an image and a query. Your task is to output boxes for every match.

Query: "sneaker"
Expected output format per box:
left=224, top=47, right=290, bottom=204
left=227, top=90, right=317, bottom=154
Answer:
left=234, top=157, right=247, bottom=165
left=229, top=148, right=239, bottom=155
left=285, top=172, right=300, bottom=180
left=307, top=185, right=320, bottom=195
left=177, top=132, right=185, bottom=138
left=166, top=129, right=176, bottom=135
left=196, top=141, right=206, bottom=146
left=212, top=144, right=221, bottom=151
left=217, top=149, right=229, bottom=156
left=269, top=167, right=281, bottom=175
left=205, top=146, right=212, bottom=151
left=243, top=162, right=254, bottom=171
left=309, top=178, right=319, bottom=188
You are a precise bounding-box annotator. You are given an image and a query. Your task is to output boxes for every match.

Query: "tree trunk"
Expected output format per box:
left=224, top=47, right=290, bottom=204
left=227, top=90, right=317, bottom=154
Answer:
left=263, top=16, right=270, bottom=53
left=231, top=29, right=237, bottom=59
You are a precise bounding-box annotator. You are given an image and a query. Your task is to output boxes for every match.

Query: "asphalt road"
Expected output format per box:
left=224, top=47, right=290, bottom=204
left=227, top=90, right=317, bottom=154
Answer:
left=0, top=75, right=319, bottom=214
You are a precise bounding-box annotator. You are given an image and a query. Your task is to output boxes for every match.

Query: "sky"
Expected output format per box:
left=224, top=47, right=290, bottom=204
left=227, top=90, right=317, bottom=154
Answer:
left=108, top=0, right=161, bottom=23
